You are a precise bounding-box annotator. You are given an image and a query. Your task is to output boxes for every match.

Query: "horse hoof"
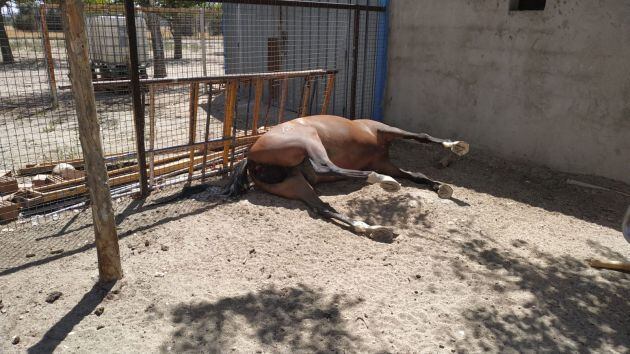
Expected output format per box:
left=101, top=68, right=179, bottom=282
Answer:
left=367, top=172, right=401, bottom=192
left=368, top=226, right=397, bottom=243
left=380, top=181, right=401, bottom=192
left=437, top=184, right=453, bottom=199
left=443, top=141, right=469, bottom=156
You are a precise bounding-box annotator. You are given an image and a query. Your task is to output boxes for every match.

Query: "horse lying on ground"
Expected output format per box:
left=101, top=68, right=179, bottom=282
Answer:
left=216, top=115, right=469, bottom=242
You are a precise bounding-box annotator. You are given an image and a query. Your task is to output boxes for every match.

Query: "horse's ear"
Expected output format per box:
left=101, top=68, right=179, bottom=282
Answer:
left=623, top=206, right=630, bottom=243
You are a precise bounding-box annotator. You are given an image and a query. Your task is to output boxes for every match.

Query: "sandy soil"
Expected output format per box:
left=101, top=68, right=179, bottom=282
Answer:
left=0, top=141, right=629, bottom=353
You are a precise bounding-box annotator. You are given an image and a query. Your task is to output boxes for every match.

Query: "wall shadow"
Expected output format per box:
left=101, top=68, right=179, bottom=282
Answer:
left=160, top=284, right=363, bottom=353
left=451, top=234, right=630, bottom=352
left=389, top=141, right=630, bottom=231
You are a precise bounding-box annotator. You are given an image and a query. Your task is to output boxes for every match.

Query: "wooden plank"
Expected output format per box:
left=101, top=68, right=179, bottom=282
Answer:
left=0, top=200, right=19, bottom=223
left=62, top=0, right=122, bottom=282
left=278, top=77, right=288, bottom=123
left=321, top=74, right=335, bottom=115
left=188, top=83, right=200, bottom=182
left=34, top=151, right=193, bottom=193
left=252, top=78, right=263, bottom=133
left=39, top=150, right=225, bottom=204
left=26, top=137, right=259, bottom=208
left=299, top=76, right=312, bottom=117
left=222, top=80, right=238, bottom=168
left=148, top=85, right=156, bottom=186
left=17, top=152, right=130, bottom=176
left=39, top=3, right=58, bottom=108
left=0, top=176, right=18, bottom=195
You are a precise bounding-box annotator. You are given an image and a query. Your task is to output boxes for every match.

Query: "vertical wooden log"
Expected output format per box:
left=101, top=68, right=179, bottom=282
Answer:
left=148, top=85, right=156, bottom=186
left=61, top=0, right=122, bottom=282
left=187, top=83, right=200, bottom=182
left=278, top=77, right=288, bottom=123
left=39, top=3, right=58, bottom=108
left=222, top=80, right=238, bottom=169
left=299, top=76, right=312, bottom=117
left=251, top=78, right=263, bottom=133
left=321, top=74, right=335, bottom=115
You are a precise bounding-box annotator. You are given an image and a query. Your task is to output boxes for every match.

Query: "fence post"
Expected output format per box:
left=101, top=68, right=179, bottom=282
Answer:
left=200, top=8, right=207, bottom=78
left=372, top=0, right=389, bottom=121
left=39, top=3, right=59, bottom=109
left=349, top=8, right=360, bottom=119
left=187, top=83, right=200, bottom=183
left=124, top=0, right=149, bottom=197
left=61, top=0, right=122, bottom=283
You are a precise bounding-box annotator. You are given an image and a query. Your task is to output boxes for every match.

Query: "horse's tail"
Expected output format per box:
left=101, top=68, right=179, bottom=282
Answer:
left=221, top=158, right=250, bottom=198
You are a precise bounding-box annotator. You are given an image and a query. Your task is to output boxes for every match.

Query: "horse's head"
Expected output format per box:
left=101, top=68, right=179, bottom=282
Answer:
left=623, top=206, right=630, bottom=243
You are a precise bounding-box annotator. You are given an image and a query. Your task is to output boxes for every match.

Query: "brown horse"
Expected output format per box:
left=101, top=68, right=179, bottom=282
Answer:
left=222, top=115, right=469, bottom=242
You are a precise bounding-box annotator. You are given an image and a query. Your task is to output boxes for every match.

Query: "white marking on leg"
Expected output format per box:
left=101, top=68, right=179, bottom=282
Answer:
left=351, top=220, right=396, bottom=242
left=367, top=172, right=401, bottom=192
left=442, top=141, right=469, bottom=156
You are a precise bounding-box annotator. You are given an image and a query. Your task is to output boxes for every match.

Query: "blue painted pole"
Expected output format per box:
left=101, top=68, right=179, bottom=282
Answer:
left=372, top=0, right=389, bottom=121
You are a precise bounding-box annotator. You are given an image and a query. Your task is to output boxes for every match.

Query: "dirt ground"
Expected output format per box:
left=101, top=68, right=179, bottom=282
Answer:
left=1, top=141, right=629, bottom=353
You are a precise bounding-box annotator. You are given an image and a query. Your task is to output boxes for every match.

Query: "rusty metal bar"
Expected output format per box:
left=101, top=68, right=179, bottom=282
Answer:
left=58, top=69, right=337, bottom=90
left=201, top=87, right=213, bottom=181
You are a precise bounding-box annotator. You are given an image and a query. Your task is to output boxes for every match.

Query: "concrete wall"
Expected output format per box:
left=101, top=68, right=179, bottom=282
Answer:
left=385, top=0, right=630, bottom=183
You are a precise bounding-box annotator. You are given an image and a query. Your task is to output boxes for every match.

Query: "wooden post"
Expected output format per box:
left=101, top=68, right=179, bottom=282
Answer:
left=187, top=83, right=200, bottom=182
left=124, top=0, right=149, bottom=197
left=251, top=78, right=263, bottom=133
left=39, top=3, right=59, bottom=108
left=148, top=85, right=156, bottom=186
left=299, top=76, right=312, bottom=117
left=321, top=74, right=335, bottom=115
left=61, top=0, right=122, bottom=282
left=278, top=77, right=288, bottom=123
left=223, top=80, right=238, bottom=168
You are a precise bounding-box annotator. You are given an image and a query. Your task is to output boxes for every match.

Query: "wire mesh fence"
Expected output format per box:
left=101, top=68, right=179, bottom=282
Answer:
left=0, top=0, right=387, bottom=249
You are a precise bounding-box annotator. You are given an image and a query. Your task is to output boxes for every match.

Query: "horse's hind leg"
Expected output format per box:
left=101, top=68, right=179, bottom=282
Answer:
left=253, top=171, right=397, bottom=242
left=371, top=159, right=454, bottom=199
left=374, top=124, right=470, bottom=156
left=304, top=136, right=401, bottom=192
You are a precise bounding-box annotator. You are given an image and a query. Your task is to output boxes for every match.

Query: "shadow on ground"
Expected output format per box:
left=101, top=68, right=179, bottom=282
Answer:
left=27, top=282, right=114, bottom=353
left=0, top=185, right=228, bottom=277
left=389, top=140, right=630, bottom=231
left=451, top=233, right=630, bottom=352
left=160, top=284, right=363, bottom=353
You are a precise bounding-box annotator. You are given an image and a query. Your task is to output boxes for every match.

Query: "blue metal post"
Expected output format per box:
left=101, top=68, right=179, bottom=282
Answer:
left=372, top=0, right=389, bottom=121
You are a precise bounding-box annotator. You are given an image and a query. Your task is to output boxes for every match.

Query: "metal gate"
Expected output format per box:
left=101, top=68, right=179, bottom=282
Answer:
left=0, top=0, right=388, bottom=228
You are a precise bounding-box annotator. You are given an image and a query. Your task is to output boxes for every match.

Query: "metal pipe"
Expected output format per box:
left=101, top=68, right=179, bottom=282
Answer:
left=59, top=69, right=338, bottom=90
left=202, top=0, right=385, bottom=12
left=349, top=8, right=360, bottom=119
